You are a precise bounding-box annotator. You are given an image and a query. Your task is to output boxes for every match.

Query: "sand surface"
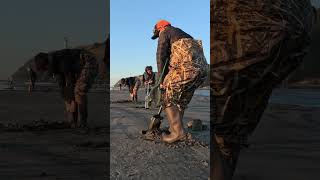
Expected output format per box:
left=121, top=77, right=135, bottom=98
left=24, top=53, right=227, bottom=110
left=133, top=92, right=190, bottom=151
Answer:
left=234, top=104, right=320, bottom=180
left=1, top=89, right=319, bottom=180
left=110, top=90, right=210, bottom=180
left=0, top=91, right=108, bottom=180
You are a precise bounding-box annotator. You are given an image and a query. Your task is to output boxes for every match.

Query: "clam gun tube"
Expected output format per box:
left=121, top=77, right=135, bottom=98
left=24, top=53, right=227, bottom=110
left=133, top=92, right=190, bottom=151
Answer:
left=145, top=82, right=151, bottom=109
left=145, top=57, right=169, bottom=107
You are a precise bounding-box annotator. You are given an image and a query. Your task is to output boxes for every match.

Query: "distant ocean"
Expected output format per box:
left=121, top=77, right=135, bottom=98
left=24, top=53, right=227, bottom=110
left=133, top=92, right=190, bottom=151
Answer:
left=270, top=88, right=320, bottom=107
left=0, top=80, right=11, bottom=90
left=0, top=80, right=107, bottom=92
left=194, top=88, right=320, bottom=108
left=194, top=89, right=210, bottom=97
left=0, top=80, right=55, bottom=91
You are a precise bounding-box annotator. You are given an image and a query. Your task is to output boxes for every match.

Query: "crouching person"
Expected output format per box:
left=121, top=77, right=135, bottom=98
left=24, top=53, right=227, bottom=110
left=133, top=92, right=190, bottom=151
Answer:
left=34, top=49, right=98, bottom=128
left=121, top=77, right=141, bottom=102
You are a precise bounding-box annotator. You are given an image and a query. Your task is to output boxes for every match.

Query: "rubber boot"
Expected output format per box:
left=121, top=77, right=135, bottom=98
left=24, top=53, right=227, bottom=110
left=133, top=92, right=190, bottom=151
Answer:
left=168, top=110, right=184, bottom=134
left=212, top=134, right=240, bottom=180
left=130, top=93, right=134, bottom=102
left=76, top=96, right=88, bottom=128
left=64, top=111, right=74, bottom=128
left=71, top=111, right=78, bottom=128
left=162, top=105, right=186, bottom=143
left=65, top=101, right=76, bottom=128
left=133, top=89, right=138, bottom=103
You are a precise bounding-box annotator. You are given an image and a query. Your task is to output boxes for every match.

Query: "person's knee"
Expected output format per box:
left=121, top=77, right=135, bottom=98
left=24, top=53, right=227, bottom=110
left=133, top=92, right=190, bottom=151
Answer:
left=65, top=101, right=76, bottom=112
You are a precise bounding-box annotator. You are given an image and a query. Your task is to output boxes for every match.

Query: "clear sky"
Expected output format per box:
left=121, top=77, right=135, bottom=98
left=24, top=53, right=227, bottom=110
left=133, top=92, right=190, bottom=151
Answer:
left=0, top=0, right=108, bottom=80
left=110, top=0, right=210, bottom=86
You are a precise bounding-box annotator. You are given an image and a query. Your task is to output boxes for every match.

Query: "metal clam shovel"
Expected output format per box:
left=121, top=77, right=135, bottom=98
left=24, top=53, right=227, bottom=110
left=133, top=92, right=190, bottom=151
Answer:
left=141, top=106, right=163, bottom=134
left=144, top=82, right=151, bottom=109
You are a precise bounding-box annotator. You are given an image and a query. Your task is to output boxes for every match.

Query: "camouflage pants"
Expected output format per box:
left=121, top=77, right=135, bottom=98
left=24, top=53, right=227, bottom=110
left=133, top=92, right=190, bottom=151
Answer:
left=64, top=51, right=98, bottom=125
left=211, top=1, right=313, bottom=178
left=162, top=38, right=208, bottom=110
left=211, top=0, right=312, bottom=148
left=74, top=51, right=98, bottom=104
left=212, top=0, right=313, bottom=149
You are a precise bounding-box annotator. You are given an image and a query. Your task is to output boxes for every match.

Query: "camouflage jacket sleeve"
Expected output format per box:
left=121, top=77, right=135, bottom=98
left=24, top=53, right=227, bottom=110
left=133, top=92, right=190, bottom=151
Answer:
left=156, top=32, right=170, bottom=81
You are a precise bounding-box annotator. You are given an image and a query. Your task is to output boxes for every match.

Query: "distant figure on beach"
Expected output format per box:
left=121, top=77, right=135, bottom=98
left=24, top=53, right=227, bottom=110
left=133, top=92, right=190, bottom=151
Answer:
left=142, top=66, right=155, bottom=94
left=211, top=1, right=314, bottom=179
left=151, top=20, right=208, bottom=143
left=27, top=66, right=37, bottom=94
left=142, top=66, right=156, bottom=108
left=119, top=83, right=122, bottom=91
left=33, top=49, right=98, bottom=128
left=7, top=76, right=14, bottom=90
left=120, top=77, right=141, bottom=102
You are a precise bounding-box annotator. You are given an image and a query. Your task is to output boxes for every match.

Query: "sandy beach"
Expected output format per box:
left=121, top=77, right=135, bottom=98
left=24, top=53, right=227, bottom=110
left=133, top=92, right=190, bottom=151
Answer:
left=110, top=88, right=320, bottom=180
left=110, top=89, right=210, bottom=180
left=1, top=88, right=319, bottom=180
left=234, top=103, right=320, bottom=180
left=0, top=90, right=108, bottom=180
left=233, top=88, right=320, bottom=179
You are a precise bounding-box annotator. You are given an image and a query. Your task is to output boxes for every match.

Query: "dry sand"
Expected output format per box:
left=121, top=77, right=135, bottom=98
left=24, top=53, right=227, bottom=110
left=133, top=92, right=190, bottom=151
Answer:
left=0, top=91, right=108, bottom=180
left=234, top=104, right=320, bottom=180
left=110, top=89, right=210, bottom=180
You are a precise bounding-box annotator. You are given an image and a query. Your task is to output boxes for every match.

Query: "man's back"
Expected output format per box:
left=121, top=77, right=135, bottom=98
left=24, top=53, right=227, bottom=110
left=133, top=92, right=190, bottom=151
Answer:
left=49, top=49, right=84, bottom=75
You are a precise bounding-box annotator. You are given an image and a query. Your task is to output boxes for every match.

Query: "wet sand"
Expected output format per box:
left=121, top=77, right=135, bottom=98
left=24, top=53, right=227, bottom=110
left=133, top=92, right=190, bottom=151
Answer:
left=234, top=104, right=320, bottom=180
left=0, top=91, right=108, bottom=180
left=110, top=90, right=210, bottom=180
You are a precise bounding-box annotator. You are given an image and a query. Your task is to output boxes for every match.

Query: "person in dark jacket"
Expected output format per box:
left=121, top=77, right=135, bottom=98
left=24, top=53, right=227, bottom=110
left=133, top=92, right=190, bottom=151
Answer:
left=142, top=66, right=155, bottom=93
left=27, top=66, right=37, bottom=94
left=8, top=76, right=14, bottom=90
left=34, top=49, right=98, bottom=128
left=121, top=76, right=141, bottom=102
left=143, top=66, right=156, bottom=108
left=151, top=20, right=208, bottom=143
